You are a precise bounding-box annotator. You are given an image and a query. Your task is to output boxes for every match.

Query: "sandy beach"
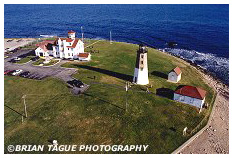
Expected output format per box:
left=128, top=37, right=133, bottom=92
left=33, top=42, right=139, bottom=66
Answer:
left=4, top=38, right=37, bottom=52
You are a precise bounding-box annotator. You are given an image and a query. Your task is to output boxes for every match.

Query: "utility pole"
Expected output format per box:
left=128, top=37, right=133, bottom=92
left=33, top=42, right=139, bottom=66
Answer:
left=81, top=26, right=84, bottom=42
left=22, top=95, right=27, bottom=118
left=110, top=31, right=112, bottom=44
left=125, top=82, right=130, bottom=112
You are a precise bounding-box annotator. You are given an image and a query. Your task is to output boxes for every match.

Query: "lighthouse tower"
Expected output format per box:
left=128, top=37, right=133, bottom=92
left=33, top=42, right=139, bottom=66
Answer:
left=68, top=30, right=76, bottom=39
left=133, top=44, right=149, bottom=85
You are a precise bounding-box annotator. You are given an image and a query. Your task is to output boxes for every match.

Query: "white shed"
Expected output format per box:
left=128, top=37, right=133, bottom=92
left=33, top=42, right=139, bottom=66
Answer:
left=168, top=66, right=182, bottom=83
left=173, top=85, right=207, bottom=109
left=78, top=53, right=91, bottom=61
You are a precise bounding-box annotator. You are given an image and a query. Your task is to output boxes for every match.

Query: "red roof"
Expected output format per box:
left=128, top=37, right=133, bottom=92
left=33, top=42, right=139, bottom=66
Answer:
left=175, top=86, right=207, bottom=100
left=68, top=30, right=75, bottom=34
left=36, top=40, right=55, bottom=52
left=36, top=40, right=55, bottom=46
left=173, top=66, right=182, bottom=75
left=67, top=39, right=79, bottom=48
left=66, top=38, right=73, bottom=42
left=78, top=53, right=89, bottom=58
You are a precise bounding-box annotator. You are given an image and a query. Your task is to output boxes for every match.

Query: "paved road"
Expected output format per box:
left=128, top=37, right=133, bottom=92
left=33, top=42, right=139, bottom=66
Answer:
left=4, top=49, right=89, bottom=94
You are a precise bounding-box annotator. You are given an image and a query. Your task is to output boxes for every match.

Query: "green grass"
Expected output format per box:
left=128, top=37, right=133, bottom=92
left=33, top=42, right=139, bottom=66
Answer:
left=15, top=56, right=35, bottom=64
left=43, top=59, right=59, bottom=66
left=32, top=58, right=45, bottom=66
left=4, top=40, right=216, bottom=154
left=32, top=58, right=59, bottom=66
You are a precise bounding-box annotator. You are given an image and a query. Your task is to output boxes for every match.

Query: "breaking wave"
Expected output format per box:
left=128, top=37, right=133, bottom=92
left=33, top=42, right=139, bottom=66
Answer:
left=161, top=48, right=229, bottom=84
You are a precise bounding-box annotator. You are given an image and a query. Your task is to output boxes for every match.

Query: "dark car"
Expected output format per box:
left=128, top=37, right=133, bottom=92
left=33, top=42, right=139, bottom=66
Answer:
left=19, top=71, right=30, bottom=78
left=73, top=79, right=84, bottom=88
left=9, top=59, right=16, bottom=63
left=31, top=56, right=39, bottom=61
left=68, top=79, right=84, bottom=88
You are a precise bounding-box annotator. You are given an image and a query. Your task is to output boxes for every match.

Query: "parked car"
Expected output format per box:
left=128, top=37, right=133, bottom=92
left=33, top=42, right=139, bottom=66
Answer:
left=19, top=71, right=30, bottom=78
left=4, top=70, right=14, bottom=75
left=72, top=79, right=84, bottom=88
left=13, top=57, right=21, bottom=61
left=11, top=69, right=23, bottom=76
left=67, top=79, right=84, bottom=88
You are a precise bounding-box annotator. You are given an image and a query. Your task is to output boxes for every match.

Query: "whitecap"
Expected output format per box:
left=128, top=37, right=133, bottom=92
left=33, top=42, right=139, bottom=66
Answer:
left=162, top=48, right=229, bottom=84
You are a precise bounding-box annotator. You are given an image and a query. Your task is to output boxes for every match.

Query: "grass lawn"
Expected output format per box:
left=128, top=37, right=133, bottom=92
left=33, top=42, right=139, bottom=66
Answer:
left=4, top=40, right=216, bottom=154
left=32, top=58, right=45, bottom=66
left=32, top=58, right=59, bottom=66
left=15, top=56, right=35, bottom=64
left=43, top=59, right=60, bottom=66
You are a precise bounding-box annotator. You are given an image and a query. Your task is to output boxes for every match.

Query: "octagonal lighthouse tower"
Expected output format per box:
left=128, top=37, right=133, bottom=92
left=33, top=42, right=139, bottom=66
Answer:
left=133, top=44, right=149, bottom=85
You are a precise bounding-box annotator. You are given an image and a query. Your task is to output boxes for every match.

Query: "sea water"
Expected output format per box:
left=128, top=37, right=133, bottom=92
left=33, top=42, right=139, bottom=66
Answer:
left=4, top=4, right=229, bottom=84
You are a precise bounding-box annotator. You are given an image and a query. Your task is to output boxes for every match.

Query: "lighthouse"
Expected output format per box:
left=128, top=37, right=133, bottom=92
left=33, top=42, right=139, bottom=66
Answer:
left=133, top=44, right=149, bottom=85
left=68, top=30, right=76, bottom=39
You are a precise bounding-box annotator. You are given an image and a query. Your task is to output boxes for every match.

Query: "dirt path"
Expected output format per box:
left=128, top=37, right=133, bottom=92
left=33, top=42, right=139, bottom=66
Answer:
left=180, top=71, right=229, bottom=154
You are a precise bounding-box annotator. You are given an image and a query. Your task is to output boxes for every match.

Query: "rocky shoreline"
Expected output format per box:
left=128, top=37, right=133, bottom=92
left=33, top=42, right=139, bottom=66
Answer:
left=161, top=50, right=229, bottom=154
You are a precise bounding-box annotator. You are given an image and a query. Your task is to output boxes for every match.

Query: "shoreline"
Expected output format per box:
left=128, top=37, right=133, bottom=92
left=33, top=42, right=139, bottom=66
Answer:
left=4, top=38, right=229, bottom=154
left=4, top=37, right=228, bottom=88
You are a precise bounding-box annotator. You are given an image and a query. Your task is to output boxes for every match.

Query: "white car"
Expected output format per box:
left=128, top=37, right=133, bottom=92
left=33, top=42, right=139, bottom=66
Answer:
left=12, top=69, right=23, bottom=76
left=13, top=57, right=21, bottom=61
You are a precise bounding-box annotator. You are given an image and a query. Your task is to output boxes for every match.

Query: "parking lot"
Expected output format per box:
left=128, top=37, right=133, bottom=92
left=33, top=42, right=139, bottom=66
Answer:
left=4, top=49, right=89, bottom=94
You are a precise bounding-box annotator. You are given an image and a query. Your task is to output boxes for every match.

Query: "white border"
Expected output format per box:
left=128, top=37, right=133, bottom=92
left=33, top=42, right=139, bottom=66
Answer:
left=1, top=1, right=231, bottom=158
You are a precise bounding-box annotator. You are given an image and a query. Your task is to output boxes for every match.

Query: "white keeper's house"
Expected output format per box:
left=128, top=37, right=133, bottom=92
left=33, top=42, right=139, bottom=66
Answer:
left=35, top=30, right=91, bottom=61
left=173, top=85, right=207, bottom=109
left=168, top=66, right=182, bottom=83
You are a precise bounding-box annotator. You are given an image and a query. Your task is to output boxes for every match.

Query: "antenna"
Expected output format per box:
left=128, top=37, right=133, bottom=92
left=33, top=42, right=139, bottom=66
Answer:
left=81, top=26, right=84, bottom=41
left=110, top=31, right=112, bottom=44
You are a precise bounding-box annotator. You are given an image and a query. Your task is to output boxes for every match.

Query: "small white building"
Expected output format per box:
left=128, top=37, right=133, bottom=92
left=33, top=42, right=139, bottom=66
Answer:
left=173, top=85, right=207, bottom=109
left=168, top=66, right=182, bottom=83
left=78, top=53, right=91, bottom=61
left=35, top=30, right=91, bottom=61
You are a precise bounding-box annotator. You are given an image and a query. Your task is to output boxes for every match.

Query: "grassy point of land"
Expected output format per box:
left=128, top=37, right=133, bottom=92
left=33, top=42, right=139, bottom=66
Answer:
left=4, top=40, right=215, bottom=154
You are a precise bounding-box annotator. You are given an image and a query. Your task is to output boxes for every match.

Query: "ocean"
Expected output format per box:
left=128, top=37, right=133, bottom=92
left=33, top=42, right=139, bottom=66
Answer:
left=4, top=4, right=229, bottom=84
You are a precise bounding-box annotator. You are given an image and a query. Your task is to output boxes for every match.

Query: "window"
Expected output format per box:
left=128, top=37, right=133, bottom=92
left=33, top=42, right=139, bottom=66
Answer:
left=141, top=61, right=143, bottom=64
left=180, top=96, right=185, bottom=101
left=72, top=53, right=73, bottom=56
left=68, top=53, right=70, bottom=56
left=71, top=48, right=74, bottom=51
left=68, top=48, right=69, bottom=50
left=69, top=42, right=71, bottom=45
left=140, top=68, right=143, bottom=71
left=141, top=54, right=144, bottom=58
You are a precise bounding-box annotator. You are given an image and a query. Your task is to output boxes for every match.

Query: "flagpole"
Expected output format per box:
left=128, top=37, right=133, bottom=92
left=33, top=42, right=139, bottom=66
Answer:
left=110, top=31, right=112, bottom=44
left=81, top=26, right=84, bottom=41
